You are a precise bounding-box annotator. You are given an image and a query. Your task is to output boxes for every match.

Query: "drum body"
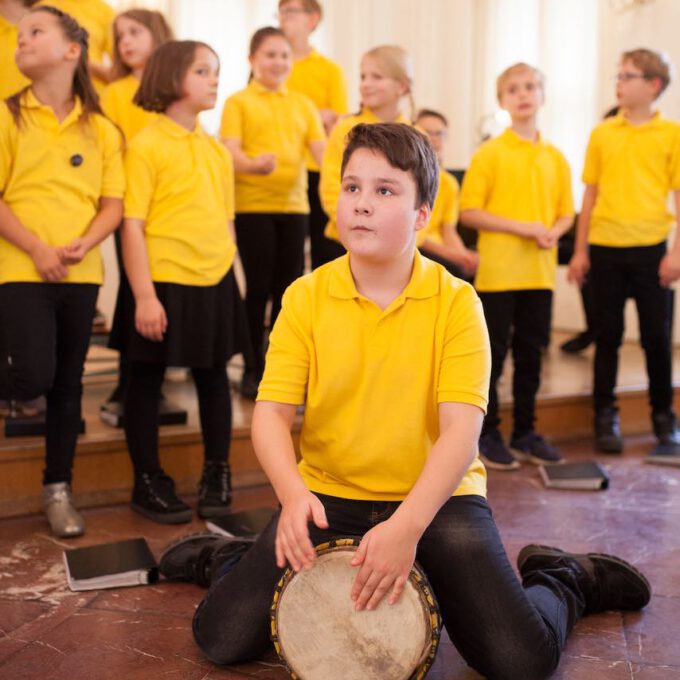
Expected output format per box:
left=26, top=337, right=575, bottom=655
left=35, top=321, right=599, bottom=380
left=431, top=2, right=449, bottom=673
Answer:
left=270, top=537, right=440, bottom=680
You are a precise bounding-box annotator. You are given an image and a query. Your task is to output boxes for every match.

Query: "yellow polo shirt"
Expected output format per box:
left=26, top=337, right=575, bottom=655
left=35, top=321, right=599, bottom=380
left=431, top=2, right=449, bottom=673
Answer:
left=320, top=108, right=413, bottom=243
left=258, top=251, right=490, bottom=501
left=286, top=49, right=348, bottom=172
left=220, top=80, right=325, bottom=214
left=417, top=168, right=460, bottom=247
left=38, top=0, right=114, bottom=92
left=125, top=115, right=236, bottom=287
left=100, top=74, right=158, bottom=142
left=0, top=15, right=29, bottom=99
left=0, top=90, right=124, bottom=284
left=460, top=128, right=574, bottom=292
left=583, top=112, right=680, bottom=247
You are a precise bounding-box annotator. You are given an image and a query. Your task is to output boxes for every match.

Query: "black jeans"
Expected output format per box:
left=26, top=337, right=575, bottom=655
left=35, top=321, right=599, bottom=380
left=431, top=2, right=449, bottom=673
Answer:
left=193, top=494, right=585, bottom=680
left=590, top=242, right=674, bottom=413
left=478, top=290, right=552, bottom=437
left=124, top=361, right=231, bottom=476
left=235, top=213, right=308, bottom=372
left=0, top=282, right=98, bottom=484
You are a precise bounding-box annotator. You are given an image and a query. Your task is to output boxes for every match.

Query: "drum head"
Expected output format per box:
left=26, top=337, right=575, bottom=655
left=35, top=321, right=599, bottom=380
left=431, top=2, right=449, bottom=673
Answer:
left=271, top=538, right=440, bottom=680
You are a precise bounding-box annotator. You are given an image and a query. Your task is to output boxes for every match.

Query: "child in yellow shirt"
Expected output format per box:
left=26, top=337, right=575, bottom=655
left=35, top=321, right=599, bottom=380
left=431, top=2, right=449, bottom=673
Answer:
left=460, top=63, right=575, bottom=470
left=0, top=0, right=34, bottom=99
left=569, top=49, right=680, bottom=460
left=277, top=0, right=348, bottom=270
left=158, top=123, right=649, bottom=679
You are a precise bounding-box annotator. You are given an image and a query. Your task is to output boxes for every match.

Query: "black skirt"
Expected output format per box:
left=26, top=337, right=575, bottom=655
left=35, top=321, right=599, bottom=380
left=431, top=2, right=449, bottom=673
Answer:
left=109, top=268, right=251, bottom=368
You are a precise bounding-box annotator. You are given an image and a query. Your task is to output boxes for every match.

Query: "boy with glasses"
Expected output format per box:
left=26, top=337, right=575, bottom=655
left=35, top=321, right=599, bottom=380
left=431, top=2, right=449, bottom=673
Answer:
left=568, top=48, right=680, bottom=460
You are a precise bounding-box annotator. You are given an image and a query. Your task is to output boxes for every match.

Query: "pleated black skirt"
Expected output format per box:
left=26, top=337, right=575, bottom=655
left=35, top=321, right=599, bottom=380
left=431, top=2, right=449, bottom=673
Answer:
left=109, top=268, right=251, bottom=368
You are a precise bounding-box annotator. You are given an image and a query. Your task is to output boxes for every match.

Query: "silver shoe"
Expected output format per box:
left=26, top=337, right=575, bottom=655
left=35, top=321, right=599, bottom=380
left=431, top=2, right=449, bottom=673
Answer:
left=43, top=482, right=85, bottom=538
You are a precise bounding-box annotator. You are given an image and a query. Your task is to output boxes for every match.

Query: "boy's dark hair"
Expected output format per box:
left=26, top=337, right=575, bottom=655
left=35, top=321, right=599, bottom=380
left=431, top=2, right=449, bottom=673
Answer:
left=134, top=40, right=217, bottom=112
left=111, top=9, right=174, bottom=80
left=7, top=5, right=102, bottom=126
left=416, top=108, right=448, bottom=127
left=622, top=48, right=672, bottom=97
left=341, top=123, right=439, bottom=209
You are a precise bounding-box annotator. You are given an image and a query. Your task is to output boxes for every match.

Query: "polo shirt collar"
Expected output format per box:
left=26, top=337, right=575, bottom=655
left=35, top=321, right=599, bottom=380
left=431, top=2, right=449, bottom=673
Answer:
left=295, top=48, right=320, bottom=63
left=615, top=110, right=662, bottom=128
left=249, top=79, right=288, bottom=96
left=157, top=113, right=202, bottom=138
left=360, top=107, right=411, bottom=125
left=501, top=127, right=545, bottom=147
left=329, top=250, right=439, bottom=301
left=22, top=88, right=84, bottom=126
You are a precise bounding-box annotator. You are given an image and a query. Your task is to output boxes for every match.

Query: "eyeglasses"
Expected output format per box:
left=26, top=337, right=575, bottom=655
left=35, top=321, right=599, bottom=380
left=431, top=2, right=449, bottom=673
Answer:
left=277, top=7, right=311, bottom=18
left=615, top=72, right=649, bottom=82
left=423, top=130, right=447, bottom=139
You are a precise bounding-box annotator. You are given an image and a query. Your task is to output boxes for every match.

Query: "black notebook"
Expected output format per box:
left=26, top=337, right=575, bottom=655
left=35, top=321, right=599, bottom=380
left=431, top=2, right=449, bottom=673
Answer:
left=63, top=538, right=159, bottom=591
left=539, top=461, right=609, bottom=490
left=206, top=507, right=276, bottom=540
left=646, top=443, right=680, bottom=467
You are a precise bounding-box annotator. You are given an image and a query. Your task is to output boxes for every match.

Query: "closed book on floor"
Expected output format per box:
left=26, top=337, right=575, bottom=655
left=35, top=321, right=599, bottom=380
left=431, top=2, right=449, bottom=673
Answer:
left=63, top=538, right=159, bottom=591
left=539, top=461, right=609, bottom=490
left=206, top=507, right=276, bottom=539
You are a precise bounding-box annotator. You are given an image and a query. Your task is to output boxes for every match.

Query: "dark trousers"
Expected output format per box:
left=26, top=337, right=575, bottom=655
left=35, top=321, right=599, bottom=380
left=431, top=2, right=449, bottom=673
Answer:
left=124, top=361, right=232, bottom=476
left=193, top=494, right=585, bottom=680
left=478, top=290, right=552, bottom=437
left=0, top=282, right=98, bottom=484
left=590, top=242, right=674, bottom=413
left=235, top=213, right=307, bottom=372
left=307, top=171, right=346, bottom=269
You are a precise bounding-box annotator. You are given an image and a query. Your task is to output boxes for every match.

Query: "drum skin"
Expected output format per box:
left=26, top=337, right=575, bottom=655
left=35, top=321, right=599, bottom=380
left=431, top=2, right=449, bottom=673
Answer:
left=270, top=537, right=441, bottom=680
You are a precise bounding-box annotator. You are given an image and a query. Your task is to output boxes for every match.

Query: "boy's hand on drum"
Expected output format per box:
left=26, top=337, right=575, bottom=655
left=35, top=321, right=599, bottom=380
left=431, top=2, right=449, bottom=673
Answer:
left=350, top=518, right=419, bottom=611
left=135, top=296, right=167, bottom=342
left=277, top=491, right=328, bottom=572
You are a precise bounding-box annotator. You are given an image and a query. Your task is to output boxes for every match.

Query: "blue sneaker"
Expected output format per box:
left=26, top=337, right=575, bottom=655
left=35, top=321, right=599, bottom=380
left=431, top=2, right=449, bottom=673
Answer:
left=510, top=432, right=563, bottom=465
left=479, top=430, right=520, bottom=470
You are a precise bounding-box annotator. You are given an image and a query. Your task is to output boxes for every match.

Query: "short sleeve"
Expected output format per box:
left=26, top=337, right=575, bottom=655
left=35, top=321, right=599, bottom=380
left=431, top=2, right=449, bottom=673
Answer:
left=459, top=145, right=494, bottom=212
left=319, top=118, right=352, bottom=222
left=303, top=95, right=326, bottom=145
left=582, top=128, right=601, bottom=186
left=442, top=174, right=460, bottom=225
left=221, top=145, right=235, bottom=221
left=328, top=62, right=349, bottom=115
left=555, top=150, right=575, bottom=218
left=99, top=118, right=125, bottom=199
left=0, top=104, right=15, bottom=192
left=124, top=138, right=156, bottom=220
left=220, top=95, right=242, bottom=141
left=437, top=283, right=491, bottom=411
left=257, top=280, right=312, bottom=405
left=668, top=124, right=680, bottom=190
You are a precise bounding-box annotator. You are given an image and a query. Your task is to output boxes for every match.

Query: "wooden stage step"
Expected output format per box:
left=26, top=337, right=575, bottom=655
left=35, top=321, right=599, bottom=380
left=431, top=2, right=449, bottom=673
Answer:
left=1, top=335, right=678, bottom=519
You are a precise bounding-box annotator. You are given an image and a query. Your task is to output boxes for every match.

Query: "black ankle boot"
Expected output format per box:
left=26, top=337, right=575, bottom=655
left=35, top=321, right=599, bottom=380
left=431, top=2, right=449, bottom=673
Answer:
left=159, top=533, right=251, bottom=587
left=652, top=410, right=680, bottom=446
left=198, top=462, right=232, bottom=519
left=132, top=472, right=192, bottom=524
left=517, top=544, right=651, bottom=615
left=594, top=406, right=623, bottom=453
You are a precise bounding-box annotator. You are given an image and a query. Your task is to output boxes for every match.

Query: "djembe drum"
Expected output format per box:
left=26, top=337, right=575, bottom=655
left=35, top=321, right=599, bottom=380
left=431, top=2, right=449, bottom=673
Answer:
left=270, top=537, right=441, bottom=680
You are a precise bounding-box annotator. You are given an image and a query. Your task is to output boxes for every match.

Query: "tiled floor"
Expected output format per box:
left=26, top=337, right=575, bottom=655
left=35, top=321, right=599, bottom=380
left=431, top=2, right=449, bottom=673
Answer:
left=1, top=435, right=679, bottom=679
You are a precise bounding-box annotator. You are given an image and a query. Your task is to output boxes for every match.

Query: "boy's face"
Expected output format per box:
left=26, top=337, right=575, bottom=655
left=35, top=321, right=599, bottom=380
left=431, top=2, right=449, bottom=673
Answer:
left=498, top=70, right=544, bottom=122
left=337, top=148, right=429, bottom=263
left=416, top=114, right=447, bottom=159
left=278, top=1, right=319, bottom=40
left=616, top=59, right=659, bottom=107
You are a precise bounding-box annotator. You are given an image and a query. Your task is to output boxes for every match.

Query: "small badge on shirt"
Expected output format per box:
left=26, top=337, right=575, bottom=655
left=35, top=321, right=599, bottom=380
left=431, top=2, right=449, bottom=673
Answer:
left=70, top=154, right=83, bottom=167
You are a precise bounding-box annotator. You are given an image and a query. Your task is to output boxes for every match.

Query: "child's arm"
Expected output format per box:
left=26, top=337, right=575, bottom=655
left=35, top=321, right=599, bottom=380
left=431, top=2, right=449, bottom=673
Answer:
left=0, top=198, right=68, bottom=281
left=429, top=222, right=479, bottom=276
left=59, top=196, right=123, bottom=264
left=460, top=208, right=548, bottom=245
left=567, top=184, right=598, bottom=286
left=222, top=139, right=276, bottom=175
left=350, top=401, right=483, bottom=611
left=659, top=190, right=680, bottom=287
left=308, top=139, right=326, bottom=169
left=121, top=217, right=167, bottom=342
left=252, top=400, right=329, bottom=571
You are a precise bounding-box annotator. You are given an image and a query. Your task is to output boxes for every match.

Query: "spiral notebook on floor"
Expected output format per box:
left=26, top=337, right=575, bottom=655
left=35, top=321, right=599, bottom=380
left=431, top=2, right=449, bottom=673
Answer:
left=205, top=507, right=276, bottom=540
left=63, top=538, right=159, bottom=591
left=539, top=461, right=609, bottom=491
